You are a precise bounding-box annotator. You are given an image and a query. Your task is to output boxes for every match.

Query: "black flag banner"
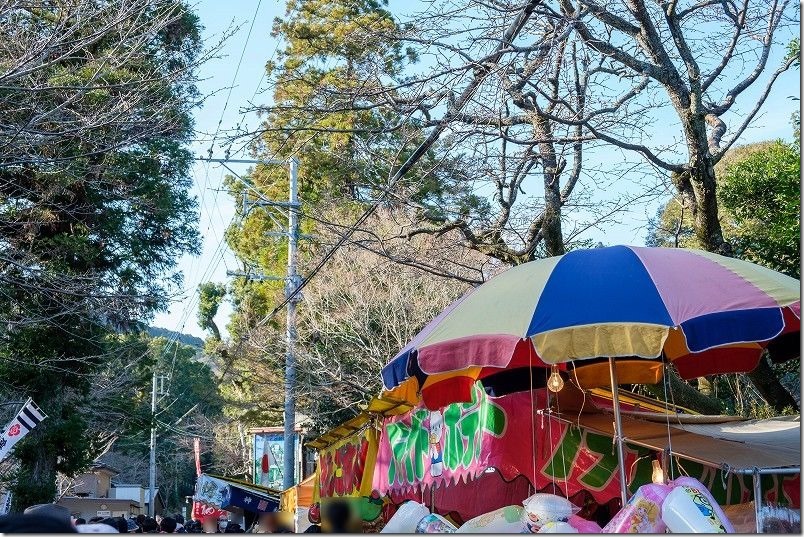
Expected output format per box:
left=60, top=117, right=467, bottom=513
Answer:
left=0, top=398, right=47, bottom=462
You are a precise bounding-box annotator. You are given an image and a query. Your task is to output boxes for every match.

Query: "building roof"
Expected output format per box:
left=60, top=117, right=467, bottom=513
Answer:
left=89, top=462, right=121, bottom=475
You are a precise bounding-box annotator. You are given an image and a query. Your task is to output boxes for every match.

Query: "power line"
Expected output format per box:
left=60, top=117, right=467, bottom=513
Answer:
left=248, top=0, right=541, bottom=330
left=194, top=0, right=265, bottom=284
left=206, top=0, right=264, bottom=158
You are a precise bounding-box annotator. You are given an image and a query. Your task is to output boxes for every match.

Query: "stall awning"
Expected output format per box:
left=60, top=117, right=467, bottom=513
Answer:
left=572, top=413, right=800, bottom=472
left=306, top=394, right=412, bottom=450
left=194, top=473, right=282, bottom=514
left=280, top=473, right=316, bottom=512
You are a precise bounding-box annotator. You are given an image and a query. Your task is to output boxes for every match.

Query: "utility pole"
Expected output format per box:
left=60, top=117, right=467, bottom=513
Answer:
left=149, top=372, right=167, bottom=516
left=222, top=156, right=301, bottom=491
left=148, top=371, right=157, bottom=517
left=283, top=157, right=300, bottom=491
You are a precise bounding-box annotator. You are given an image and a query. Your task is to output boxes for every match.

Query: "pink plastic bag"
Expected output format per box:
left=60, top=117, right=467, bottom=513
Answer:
left=602, top=483, right=672, bottom=533
left=568, top=515, right=602, bottom=533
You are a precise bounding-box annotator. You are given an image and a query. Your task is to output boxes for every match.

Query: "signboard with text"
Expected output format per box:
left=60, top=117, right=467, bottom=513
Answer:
left=253, top=432, right=300, bottom=489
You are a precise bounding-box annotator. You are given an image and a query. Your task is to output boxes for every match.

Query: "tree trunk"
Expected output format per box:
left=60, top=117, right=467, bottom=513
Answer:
left=532, top=114, right=565, bottom=257
left=644, top=369, right=723, bottom=415
left=688, top=164, right=732, bottom=255
left=676, top=108, right=732, bottom=255
left=675, top=113, right=794, bottom=411
left=746, top=355, right=799, bottom=413
left=11, top=421, right=59, bottom=511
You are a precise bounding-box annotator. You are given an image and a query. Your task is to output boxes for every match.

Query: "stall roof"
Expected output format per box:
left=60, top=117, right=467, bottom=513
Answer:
left=570, top=413, right=800, bottom=472
left=205, top=474, right=283, bottom=498
left=194, top=474, right=282, bottom=515
left=306, top=395, right=413, bottom=450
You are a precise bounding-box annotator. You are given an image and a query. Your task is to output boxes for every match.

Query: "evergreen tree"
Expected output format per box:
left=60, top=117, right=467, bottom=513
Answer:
left=0, top=0, right=203, bottom=507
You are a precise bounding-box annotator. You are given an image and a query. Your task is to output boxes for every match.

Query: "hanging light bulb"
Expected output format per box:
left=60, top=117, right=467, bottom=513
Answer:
left=547, top=365, right=564, bottom=393
left=651, top=460, right=665, bottom=484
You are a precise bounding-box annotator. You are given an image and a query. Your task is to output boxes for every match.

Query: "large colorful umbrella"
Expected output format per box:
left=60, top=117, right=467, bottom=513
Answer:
left=380, top=246, right=800, bottom=501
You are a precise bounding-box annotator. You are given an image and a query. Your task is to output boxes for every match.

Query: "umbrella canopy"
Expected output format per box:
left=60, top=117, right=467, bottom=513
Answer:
left=382, top=246, right=800, bottom=406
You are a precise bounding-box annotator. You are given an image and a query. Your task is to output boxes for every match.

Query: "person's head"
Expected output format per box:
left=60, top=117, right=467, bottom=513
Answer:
left=75, top=517, right=87, bottom=526
left=257, top=512, right=280, bottom=533
left=201, top=517, right=218, bottom=533
left=321, top=500, right=357, bottom=533
left=160, top=516, right=178, bottom=534
left=174, top=514, right=185, bottom=525
left=23, top=503, right=72, bottom=525
left=76, top=522, right=122, bottom=533
left=142, top=517, right=159, bottom=533
left=303, top=524, right=321, bottom=533
left=117, top=517, right=132, bottom=533
left=0, top=512, right=78, bottom=533
left=223, top=522, right=243, bottom=533
left=100, top=517, right=129, bottom=534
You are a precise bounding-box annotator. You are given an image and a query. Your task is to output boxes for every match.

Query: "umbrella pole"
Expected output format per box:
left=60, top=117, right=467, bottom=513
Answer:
left=608, top=357, right=629, bottom=505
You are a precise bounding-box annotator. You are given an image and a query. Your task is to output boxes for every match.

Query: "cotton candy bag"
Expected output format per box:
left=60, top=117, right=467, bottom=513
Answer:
left=381, top=501, right=430, bottom=533
left=568, top=515, right=602, bottom=533
left=455, top=505, right=526, bottom=533
left=521, top=493, right=579, bottom=533
left=602, top=483, right=672, bottom=533
left=415, top=513, right=457, bottom=534
left=662, top=477, right=734, bottom=533
left=537, top=521, right=578, bottom=533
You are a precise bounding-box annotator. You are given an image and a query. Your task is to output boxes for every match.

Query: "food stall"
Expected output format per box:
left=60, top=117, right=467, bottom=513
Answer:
left=307, top=382, right=799, bottom=532
left=373, top=384, right=799, bottom=532
left=192, top=473, right=281, bottom=530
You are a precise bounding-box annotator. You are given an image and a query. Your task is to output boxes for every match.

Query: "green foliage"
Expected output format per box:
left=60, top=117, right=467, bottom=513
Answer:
left=198, top=282, right=227, bottom=339
left=647, top=138, right=801, bottom=279
left=0, top=0, right=203, bottom=507
left=224, top=0, right=482, bottom=339
left=108, top=335, right=223, bottom=511
left=719, top=141, right=801, bottom=278
left=787, top=38, right=800, bottom=67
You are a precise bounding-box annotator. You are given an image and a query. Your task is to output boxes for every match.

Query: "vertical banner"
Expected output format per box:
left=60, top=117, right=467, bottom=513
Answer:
left=253, top=433, right=300, bottom=489
left=0, top=398, right=47, bottom=463
left=0, top=491, right=11, bottom=515
left=259, top=436, right=271, bottom=486
left=194, top=437, right=202, bottom=477
left=191, top=436, right=206, bottom=520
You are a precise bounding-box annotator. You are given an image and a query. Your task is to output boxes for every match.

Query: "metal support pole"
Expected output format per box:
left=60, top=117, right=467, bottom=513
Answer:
left=282, top=157, right=299, bottom=491
left=608, top=357, right=629, bottom=505
left=753, top=467, right=763, bottom=533
left=149, top=371, right=157, bottom=517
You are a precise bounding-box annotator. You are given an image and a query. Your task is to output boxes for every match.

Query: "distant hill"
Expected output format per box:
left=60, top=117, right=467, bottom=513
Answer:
left=146, top=326, right=204, bottom=348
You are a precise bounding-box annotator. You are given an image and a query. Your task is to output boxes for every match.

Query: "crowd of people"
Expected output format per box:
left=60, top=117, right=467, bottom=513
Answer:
left=0, top=499, right=357, bottom=533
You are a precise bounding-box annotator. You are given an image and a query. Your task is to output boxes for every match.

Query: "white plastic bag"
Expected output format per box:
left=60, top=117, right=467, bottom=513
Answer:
left=662, top=481, right=733, bottom=533
left=537, top=521, right=578, bottom=533
left=415, top=513, right=457, bottom=533
left=521, top=493, right=579, bottom=533
left=455, top=505, right=526, bottom=533
left=381, top=501, right=430, bottom=533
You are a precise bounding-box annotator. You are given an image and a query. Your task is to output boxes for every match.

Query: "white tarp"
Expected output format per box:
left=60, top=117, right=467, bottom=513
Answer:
left=575, top=414, right=801, bottom=471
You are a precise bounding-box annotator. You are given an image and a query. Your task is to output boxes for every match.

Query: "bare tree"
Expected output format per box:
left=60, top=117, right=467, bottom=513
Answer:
left=292, top=213, right=474, bottom=430
left=237, top=0, right=798, bottom=412
left=240, top=0, right=678, bottom=275
left=544, top=0, right=799, bottom=253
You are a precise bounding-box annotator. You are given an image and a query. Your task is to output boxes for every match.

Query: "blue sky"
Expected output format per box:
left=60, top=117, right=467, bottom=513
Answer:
left=151, top=0, right=800, bottom=339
